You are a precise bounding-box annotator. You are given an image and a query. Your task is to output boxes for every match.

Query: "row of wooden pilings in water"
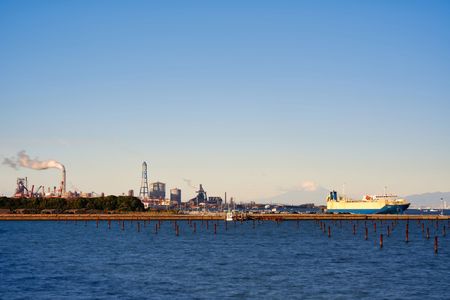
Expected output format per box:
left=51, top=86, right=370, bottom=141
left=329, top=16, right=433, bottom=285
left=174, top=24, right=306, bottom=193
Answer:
left=74, top=218, right=231, bottom=236
left=70, top=217, right=448, bottom=254
left=316, top=218, right=447, bottom=254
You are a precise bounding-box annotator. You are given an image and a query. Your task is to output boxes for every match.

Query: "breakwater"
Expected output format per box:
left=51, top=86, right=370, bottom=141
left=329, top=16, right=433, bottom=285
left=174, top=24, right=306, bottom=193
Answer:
left=0, top=213, right=448, bottom=221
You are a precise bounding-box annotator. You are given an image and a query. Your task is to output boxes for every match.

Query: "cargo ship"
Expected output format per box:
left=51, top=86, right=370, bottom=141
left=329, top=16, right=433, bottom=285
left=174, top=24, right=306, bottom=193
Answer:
left=326, top=191, right=410, bottom=214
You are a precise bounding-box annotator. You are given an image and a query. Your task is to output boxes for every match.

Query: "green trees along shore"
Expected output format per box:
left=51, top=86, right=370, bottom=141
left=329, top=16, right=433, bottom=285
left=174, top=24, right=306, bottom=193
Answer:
left=0, top=196, right=145, bottom=213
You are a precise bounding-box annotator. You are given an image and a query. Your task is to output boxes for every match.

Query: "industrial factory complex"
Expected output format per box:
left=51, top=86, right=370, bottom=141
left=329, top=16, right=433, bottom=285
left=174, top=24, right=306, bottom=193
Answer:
left=9, top=155, right=229, bottom=211
left=137, top=162, right=226, bottom=211
left=5, top=153, right=317, bottom=213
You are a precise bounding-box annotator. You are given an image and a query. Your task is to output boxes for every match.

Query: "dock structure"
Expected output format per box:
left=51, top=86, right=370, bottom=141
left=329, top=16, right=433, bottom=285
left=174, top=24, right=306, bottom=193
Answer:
left=0, top=213, right=448, bottom=221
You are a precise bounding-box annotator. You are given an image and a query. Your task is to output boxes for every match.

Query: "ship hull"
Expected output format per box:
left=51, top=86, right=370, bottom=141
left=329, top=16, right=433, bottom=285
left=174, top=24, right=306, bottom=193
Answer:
left=327, top=203, right=410, bottom=214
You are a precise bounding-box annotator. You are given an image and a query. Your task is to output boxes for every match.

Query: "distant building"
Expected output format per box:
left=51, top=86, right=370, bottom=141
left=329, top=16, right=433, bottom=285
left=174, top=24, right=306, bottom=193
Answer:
left=150, top=182, right=166, bottom=199
left=170, top=188, right=181, bottom=206
left=189, top=184, right=208, bottom=206
left=207, top=197, right=222, bottom=206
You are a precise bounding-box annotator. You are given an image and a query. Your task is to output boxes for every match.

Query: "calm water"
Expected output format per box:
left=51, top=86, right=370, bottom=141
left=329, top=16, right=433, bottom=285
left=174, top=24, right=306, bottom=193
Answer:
left=1, top=220, right=449, bottom=299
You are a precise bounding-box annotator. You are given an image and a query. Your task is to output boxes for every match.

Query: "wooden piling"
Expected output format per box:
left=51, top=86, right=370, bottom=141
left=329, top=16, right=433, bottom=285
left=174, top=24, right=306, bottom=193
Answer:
left=434, top=236, right=438, bottom=254
left=194, top=222, right=196, bottom=233
left=364, top=226, right=368, bottom=240
left=214, top=223, right=217, bottom=234
left=426, top=227, right=430, bottom=240
left=380, top=234, right=383, bottom=249
left=328, top=226, right=331, bottom=238
left=405, top=223, right=409, bottom=243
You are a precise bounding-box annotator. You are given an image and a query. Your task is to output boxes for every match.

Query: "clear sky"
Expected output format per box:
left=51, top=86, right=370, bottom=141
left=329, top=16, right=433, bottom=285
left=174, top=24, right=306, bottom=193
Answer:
left=1, top=1, right=449, bottom=202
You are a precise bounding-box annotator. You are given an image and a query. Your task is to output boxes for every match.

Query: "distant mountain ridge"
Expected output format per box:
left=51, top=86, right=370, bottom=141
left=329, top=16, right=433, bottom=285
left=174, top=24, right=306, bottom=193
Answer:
left=404, top=192, right=450, bottom=209
left=252, top=186, right=330, bottom=206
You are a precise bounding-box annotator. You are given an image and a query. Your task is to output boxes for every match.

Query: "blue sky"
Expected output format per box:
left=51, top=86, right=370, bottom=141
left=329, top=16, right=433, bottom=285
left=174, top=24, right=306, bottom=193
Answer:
left=1, top=1, right=449, bottom=202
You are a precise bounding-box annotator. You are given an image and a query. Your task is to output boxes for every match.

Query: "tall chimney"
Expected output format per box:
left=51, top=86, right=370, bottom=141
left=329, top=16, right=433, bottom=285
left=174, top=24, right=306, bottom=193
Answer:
left=62, top=167, right=66, bottom=195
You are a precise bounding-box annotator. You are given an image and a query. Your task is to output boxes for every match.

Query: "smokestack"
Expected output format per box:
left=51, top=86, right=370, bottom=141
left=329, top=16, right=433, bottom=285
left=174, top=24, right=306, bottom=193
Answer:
left=62, top=166, right=66, bottom=195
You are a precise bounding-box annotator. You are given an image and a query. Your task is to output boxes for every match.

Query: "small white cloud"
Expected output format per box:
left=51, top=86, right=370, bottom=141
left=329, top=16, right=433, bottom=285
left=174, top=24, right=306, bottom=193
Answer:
left=277, top=180, right=320, bottom=193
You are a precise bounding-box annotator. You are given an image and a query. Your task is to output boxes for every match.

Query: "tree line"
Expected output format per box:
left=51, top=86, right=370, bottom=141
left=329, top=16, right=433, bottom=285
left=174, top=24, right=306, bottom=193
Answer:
left=0, top=195, right=145, bottom=212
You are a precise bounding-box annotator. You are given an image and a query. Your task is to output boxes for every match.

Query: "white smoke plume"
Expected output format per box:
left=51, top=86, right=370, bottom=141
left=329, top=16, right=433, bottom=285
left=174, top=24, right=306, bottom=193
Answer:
left=2, top=157, right=18, bottom=169
left=183, top=178, right=197, bottom=189
left=3, top=150, right=65, bottom=171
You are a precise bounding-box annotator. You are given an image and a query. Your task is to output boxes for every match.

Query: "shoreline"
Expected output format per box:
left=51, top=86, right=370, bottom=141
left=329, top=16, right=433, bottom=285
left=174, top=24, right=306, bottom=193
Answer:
left=0, top=213, right=448, bottom=221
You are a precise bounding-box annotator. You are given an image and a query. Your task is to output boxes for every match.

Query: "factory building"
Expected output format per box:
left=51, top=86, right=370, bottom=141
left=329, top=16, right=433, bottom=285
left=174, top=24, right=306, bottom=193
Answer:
left=150, top=182, right=166, bottom=199
left=186, top=184, right=222, bottom=209
left=189, top=184, right=208, bottom=206
left=14, top=177, right=28, bottom=198
left=207, top=196, right=223, bottom=206
left=170, top=188, right=181, bottom=206
left=14, top=176, right=65, bottom=198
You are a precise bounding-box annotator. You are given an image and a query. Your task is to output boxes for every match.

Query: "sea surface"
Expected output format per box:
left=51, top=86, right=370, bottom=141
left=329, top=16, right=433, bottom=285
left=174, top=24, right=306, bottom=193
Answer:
left=1, top=219, right=449, bottom=299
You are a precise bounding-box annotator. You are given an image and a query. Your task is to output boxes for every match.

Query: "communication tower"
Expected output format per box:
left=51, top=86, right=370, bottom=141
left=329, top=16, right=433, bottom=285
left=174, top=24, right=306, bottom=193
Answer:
left=139, top=161, right=149, bottom=199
